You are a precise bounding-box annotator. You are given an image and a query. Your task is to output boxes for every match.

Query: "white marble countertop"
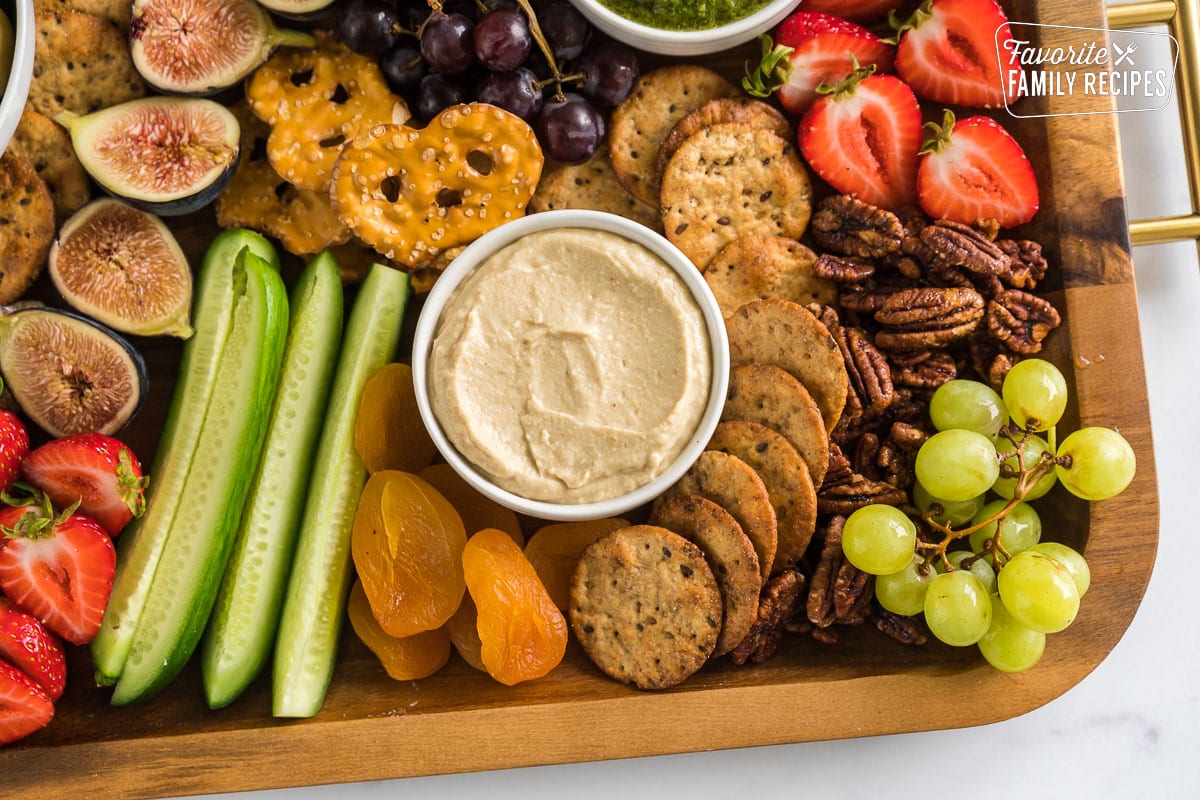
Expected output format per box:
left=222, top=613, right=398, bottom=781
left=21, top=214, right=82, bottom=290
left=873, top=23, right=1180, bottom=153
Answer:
left=170, top=15, right=1200, bottom=800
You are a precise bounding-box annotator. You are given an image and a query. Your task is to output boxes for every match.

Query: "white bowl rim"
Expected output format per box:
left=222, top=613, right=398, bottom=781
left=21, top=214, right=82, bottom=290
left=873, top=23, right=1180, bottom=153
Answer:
left=568, top=0, right=800, bottom=43
left=0, top=0, right=35, bottom=156
left=411, top=209, right=731, bottom=523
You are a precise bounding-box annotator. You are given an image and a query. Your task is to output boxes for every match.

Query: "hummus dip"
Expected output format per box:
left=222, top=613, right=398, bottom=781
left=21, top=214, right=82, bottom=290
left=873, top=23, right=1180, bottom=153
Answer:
left=428, top=228, right=711, bottom=504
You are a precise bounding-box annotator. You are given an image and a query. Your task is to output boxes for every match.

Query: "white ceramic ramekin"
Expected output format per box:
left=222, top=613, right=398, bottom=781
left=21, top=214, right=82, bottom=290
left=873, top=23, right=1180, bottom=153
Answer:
left=0, top=0, right=35, bottom=155
left=411, top=209, right=730, bottom=522
left=567, top=0, right=801, bottom=57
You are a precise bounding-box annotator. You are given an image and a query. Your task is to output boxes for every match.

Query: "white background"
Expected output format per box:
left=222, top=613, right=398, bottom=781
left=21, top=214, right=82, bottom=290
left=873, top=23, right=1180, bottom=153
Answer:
left=171, top=9, right=1200, bottom=799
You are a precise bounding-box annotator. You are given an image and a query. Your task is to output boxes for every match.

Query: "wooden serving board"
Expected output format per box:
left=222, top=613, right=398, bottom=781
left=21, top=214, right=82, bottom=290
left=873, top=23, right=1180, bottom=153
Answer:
left=1, top=0, right=1158, bottom=797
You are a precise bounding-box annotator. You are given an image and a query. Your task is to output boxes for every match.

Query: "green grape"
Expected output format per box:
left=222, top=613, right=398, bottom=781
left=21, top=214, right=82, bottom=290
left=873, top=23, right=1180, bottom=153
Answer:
left=991, top=433, right=1058, bottom=500
left=841, top=504, right=917, bottom=575
left=969, top=500, right=1042, bottom=560
left=1001, top=358, right=1068, bottom=432
left=929, top=379, right=1010, bottom=436
left=978, top=593, right=1046, bottom=673
left=875, top=554, right=935, bottom=616
left=997, top=550, right=1080, bottom=633
left=924, top=570, right=992, bottom=646
left=1030, top=542, right=1091, bottom=597
left=1055, top=427, right=1136, bottom=501
left=914, top=429, right=1000, bottom=503
left=940, top=550, right=997, bottom=594
left=912, top=481, right=984, bottom=527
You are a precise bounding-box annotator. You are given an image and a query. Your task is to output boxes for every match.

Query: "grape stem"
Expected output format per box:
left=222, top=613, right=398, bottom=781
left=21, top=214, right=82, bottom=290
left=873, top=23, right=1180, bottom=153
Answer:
left=514, top=0, right=570, bottom=101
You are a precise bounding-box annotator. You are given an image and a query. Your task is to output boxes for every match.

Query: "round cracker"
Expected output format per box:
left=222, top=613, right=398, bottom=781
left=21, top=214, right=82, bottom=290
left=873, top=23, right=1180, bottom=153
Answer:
left=28, top=9, right=145, bottom=118
left=529, top=146, right=661, bottom=230
left=608, top=65, right=737, bottom=206
left=9, top=109, right=91, bottom=222
left=0, top=153, right=56, bottom=304
left=706, top=420, right=817, bottom=572
left=651, top=493, right=761, bottom=657
left=722, top=364, right=829, bottom=489
left=570, top=525, right=722, bottom=690
left=33, top=0, right=131, bottom=29
left=726, top=298, right=849, bottom=433
left=654, top=97, right=791, bottom=190
left=661, top=124, right=812, bottom=270
left=656, top=450, right=777, bottom=580
left=703, top=234, right=837, bottom=318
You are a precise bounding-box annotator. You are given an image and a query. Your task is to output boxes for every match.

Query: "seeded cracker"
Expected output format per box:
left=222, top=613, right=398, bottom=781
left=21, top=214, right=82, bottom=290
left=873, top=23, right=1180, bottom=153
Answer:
left=33, top=0, right=131, bottom=29
left=8, top=109, right=91, bottom=222
left=570, top=526, right=722, bottom=690
left=706, top=420, right=818, bottom=573
left=529, top=146, right=661, bottom=230
left=655, top=450, right=778, bottom=581
left=651, top=494, right=762, bottom=657
left=0, top=153, right=56, bottom=304
left=726, top=298, right=850, bottom=434
left=28, top=9, right=145, bottom=117
left=608, top=65, right=738, bottom=206
left=661, top=124, right=812, bottom=270
left=653, top=97, right=792, bottom=190
left=703, top=234, right=837, bottom=318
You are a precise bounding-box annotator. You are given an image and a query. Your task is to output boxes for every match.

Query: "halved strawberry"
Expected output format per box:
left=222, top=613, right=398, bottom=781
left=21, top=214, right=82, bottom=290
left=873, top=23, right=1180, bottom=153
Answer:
left=917, top=111, right=1039, bottom=227
left=744, top=12, right=894, bottom=115
left=0, top=596, right=66, bottom=701
left=0, top=492, right=116, bottom=645
left=0, top=659, right=53, bottom=746
left=21, top=433, right=148, bottom=537
left=0, top=409, right=29, bottom=495
left=892, top=0, right=1020, bottom=108
left=801, top=0, right=905, bottom=23
left=798, top=66, right=922, bottom=210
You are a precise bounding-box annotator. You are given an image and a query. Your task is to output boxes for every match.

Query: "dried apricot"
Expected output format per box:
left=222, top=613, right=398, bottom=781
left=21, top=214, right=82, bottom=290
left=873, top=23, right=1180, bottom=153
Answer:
left=418, top=463, right=524, bottom=546
left=523, top=518, right=628, bottom=611
left=462, top=528, right=566, bottom=685
left=354, top=363, right=438, bottom=474
left=445, top=593, right=486, bottom=673
left=351, top=471, right=467, bottom=637
left=348, top=578, right=451, bottom=681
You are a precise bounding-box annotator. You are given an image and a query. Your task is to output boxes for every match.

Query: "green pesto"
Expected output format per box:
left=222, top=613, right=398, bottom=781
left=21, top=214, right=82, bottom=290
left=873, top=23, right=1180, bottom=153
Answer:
left=598, top=0, right=772, bottom=31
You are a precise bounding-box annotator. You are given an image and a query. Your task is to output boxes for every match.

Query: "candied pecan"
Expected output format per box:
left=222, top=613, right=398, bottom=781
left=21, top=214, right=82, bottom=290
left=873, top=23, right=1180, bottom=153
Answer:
left=823, top=442, right=855, bottom=489
left=853, top=433, right=881, bottom=480
left=833, top=560, right=872, bottom=622
left=874, top=287, right=985, bottom=352
left=810, top=195, right=904, bottom=259
left=889, top=349, right=957, bottom=389
left=876, top=439, right=913, bottom=489
left=811, top=625, right=839, bottom=644
left=818, top=474, right=909, bottom=515
left=920, top=220, right=1010, bottom=276
left=729, top=569, right=807, bottom=665
left=813, top=253, right=877, bottom=284
left=838, top=324, right=894, bottom=417
left=973, top=218, right=1001, bottom=241
left=807, top=517, right=844, bottom=627
left=997, top=239, right=1049, bottom=290
left=986, top=290, right=1062, bottom=355
left=888, top=421, right=929, bottom=452
left=987, top=352, right=1015, bottom=392
left=871, top=605, right=928, bottom=645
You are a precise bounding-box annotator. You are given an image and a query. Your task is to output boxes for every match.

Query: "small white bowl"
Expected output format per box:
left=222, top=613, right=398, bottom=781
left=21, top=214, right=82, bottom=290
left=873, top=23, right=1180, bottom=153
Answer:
left=0, top=0, right=35, bottom=155
left=412, top=210, right=730, bottom=523
left=567, top=0, right=800, bottom=57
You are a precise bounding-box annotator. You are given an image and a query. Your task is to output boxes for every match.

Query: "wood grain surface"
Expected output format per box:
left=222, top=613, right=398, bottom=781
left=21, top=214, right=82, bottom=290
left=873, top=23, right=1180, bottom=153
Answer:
left=0, top=1, right=1159, bottom=797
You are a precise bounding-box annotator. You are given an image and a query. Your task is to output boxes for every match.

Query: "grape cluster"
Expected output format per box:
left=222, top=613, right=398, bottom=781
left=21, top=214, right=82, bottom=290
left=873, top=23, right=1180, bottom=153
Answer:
left=334, top=0, right=641, bottom=163
left=840, top=358, right=1135, bottom=673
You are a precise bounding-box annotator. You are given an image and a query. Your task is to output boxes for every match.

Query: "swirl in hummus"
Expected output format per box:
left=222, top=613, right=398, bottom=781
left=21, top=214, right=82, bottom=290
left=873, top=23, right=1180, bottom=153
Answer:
left=428, top=228, right=711, bottom=504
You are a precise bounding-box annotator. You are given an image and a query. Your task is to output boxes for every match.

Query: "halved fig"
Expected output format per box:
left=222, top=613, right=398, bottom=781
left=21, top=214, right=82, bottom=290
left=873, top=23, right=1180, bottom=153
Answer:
left=57, top=96, right=240, bottom=216
left=0, top=306, right=148, bottom=437
left=130, top=0, right=316, bottom=95
left=48, top=198, right=194, bottom=339
left=257, top=0, right=336, bottom=21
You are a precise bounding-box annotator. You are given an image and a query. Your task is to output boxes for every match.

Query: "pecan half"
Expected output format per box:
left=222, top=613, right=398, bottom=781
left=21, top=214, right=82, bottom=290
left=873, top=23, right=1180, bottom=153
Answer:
left=986, top=290, right=1062, bottom=355
left=729, top=569, right=807, bottom=666
left=920, top=220, right=1010, bottom=276
left=810, top=195, right=904, bottom=259
left=997, top=239, right=1049, bottom=290
left=807, top=517, right=845, bottom=627
left=889, top=349, right=957, bottom=389
left=871, top=605, right=928, bottom=645
left=818, top=473, right=909, bottom=515
left=813, top=253, right=876, bottom=284
left=874, top=287, right=985, bottom=352
left=833, top=560, right=873, bottom=623
left=838, top=324, right=894, bottom=417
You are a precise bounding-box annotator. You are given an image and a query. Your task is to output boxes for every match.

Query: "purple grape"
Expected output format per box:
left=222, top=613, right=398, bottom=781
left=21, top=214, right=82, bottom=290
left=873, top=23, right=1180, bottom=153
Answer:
left=577, top=41, right=640, bottom=106
left=541, top=2, right=590, bottom=63
left=421, top=12, right=476, bottom=75
left=380, top=42, right=427, bottom=96
left=473, top=9, right=533, bottom=72
left=396, top=2, right=428, bottom=31
left=417, top=74, right=471, bottom=121
left=441, top=0, right=478, bottom=19
left=336, top=0, right=403, bottom=56
left=478, top=68, right=544, bottom=122
left=536, top=93, right=605, bottom=164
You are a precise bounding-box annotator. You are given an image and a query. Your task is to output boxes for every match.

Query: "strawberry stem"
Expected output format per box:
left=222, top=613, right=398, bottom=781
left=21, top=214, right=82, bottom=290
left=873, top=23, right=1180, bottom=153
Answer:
left=815, top=57, right=875, bottom=100
left=742, top=34, right=794, bottom=99
left=920, top=109, right=957, bottom=155
left=884, top=0, right=934, bottom=45
left=117, top=448, right=149, bottom=517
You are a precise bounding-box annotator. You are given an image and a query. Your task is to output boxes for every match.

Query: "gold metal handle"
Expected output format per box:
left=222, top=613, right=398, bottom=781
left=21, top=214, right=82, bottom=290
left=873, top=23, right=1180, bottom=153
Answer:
left=1106, top=0, right=1200, bottom=245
